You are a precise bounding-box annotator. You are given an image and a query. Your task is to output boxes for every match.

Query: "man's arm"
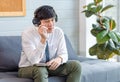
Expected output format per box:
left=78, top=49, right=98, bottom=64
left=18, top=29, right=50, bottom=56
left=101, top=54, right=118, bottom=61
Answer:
left=22, top=31, right=46, bottom=65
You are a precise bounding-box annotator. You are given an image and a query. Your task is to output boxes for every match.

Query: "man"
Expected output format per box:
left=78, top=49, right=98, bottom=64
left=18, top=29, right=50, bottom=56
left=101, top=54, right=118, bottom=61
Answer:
left=18, top=5, right=81, bottom=82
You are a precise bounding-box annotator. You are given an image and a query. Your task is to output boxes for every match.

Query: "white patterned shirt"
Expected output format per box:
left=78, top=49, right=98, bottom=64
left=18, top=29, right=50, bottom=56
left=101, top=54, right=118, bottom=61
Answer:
left=19, top=26, right=68, bottom=67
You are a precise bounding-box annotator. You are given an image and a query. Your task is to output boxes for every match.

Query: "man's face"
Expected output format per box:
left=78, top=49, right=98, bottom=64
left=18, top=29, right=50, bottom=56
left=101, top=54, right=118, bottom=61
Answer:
left=40, top=18, right=55, bottom=33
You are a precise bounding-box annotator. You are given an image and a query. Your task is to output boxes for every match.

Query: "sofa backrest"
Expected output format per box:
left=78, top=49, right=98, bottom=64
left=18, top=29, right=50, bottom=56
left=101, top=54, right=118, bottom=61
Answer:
left=64, top=35, right=78, bottom=60
left=0, top=35, right=78, bottom=72
left=0, top=36, right=22, bottom=72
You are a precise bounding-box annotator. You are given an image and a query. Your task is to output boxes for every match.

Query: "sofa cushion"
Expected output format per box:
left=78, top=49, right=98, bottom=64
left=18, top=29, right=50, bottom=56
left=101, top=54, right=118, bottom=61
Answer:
left=0, top=72, right=65, bottom=82
left=0, top=78, right=33, bottom=82
left=0, top=36, right=22, bottom=72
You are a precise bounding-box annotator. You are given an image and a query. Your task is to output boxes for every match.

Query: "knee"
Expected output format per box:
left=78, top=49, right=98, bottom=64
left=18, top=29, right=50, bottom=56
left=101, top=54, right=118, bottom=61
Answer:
left=33, top=66, right=48, bottom=79
left=70, top=60, right=81, bottom=72
left=73, top=60, right=81, bottom=68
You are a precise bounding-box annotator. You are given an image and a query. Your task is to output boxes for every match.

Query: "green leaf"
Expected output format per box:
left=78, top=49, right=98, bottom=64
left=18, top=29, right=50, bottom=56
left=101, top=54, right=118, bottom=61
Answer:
left=85, top=10, right=95, bottom=17
left=108, top=31, right=118, bottom=43
left=114, top=32, right=120, bottom=42
left=109, top=19, right=116, bottom=30
left=91, top=27, right=103, bottom=37
left=103, top=50, right=113, bottom=59
left=92, top=24, right=97, bottom=28
left=97, top=43, right=107, bottom=51
left=96, top=5, right=103, bottom=12
left=89, top=7, right=97, bottom=13
left=102, top=17, right=110, bottom=29
left=101, top=5, right=114, bottom=13
left=112, top=41, right=120, bottom=49
left=87, top=3, right=95, bottom=10
left=113, top=49, right=120, bottom=55
left=89, top=44, right=98, bottom=56
left=96, top=44, right=107, bottom=59
left=97, top=30, right=110, bottom=44
left=107, top=39, right=116, bottom=50
left=97, top=43, right=113, bottom=59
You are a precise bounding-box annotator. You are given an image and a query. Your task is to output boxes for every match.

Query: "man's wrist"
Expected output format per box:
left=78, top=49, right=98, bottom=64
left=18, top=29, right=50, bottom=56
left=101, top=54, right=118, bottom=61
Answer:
left=58, top=56, right=63, bottom=64
left=40, top=38, right=46, bottom=44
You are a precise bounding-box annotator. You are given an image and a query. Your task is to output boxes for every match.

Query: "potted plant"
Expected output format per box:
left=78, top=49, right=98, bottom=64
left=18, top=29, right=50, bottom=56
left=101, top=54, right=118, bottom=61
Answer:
left=82, top=0, right=120, bottom=60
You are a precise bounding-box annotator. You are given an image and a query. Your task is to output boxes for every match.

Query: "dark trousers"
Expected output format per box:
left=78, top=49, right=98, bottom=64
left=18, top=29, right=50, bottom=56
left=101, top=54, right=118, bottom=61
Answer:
left=18, top=60, right=81, bottom=82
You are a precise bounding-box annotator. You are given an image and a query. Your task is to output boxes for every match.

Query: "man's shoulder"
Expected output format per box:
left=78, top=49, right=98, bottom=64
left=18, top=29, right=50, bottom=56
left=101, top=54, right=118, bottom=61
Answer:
left=54, top=26, right=63, bottom=33
left=53, top=26, right=64, bottom=36
left=23, top=26, right=36, bottom=33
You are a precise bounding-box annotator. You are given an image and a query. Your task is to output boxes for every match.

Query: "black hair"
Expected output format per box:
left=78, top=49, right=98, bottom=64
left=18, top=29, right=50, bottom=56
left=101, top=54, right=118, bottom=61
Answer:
left=32, top=5, right=58, bottom=27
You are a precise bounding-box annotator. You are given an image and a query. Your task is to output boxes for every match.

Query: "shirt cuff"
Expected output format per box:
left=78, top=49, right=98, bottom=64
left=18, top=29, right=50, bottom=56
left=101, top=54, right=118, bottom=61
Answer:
left=58, top=55, right=68, bottom=64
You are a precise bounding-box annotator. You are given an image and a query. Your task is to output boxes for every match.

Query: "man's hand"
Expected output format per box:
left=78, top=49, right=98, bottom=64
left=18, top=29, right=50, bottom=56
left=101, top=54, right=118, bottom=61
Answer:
left=46, top=57, right=62, bottom=70
left=38, top=25, right=48, bottom=44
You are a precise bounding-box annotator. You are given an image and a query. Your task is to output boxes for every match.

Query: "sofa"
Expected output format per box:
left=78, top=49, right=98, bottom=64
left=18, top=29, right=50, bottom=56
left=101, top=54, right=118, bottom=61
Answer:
left=0, top=35, right=120, bottom=82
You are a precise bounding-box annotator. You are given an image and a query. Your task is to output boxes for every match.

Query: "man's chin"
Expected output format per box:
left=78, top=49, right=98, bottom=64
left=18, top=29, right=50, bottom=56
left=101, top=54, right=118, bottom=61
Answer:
left=47, top=30, right=53, bottom=33
left=47, top=29, right=54, bottom=33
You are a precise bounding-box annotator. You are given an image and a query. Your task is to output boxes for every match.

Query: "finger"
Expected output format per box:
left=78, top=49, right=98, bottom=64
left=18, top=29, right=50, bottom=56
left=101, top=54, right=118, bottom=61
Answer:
left=43, top=26, right=48, bottom=30
left=43, top=27, right=48, bottom=33
left=38, top=25, right=47, bottom=31
left=48, top=62, right=55, bottom=70
left=46, top=62, right=51, bottom=66
left=39, top=27, right=47, bottom=35
left=49, top=62, right=58, bottom=70
left=39, top=25, right=47, bottom=30
left=46, top=59, right=54, bottom=66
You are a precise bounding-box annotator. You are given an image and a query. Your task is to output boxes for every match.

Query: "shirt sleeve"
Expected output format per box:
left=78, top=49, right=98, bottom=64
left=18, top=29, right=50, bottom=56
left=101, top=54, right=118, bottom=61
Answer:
left=56, top=29, right=68, bottom=64
left=21, top=31, right=46, bottom=65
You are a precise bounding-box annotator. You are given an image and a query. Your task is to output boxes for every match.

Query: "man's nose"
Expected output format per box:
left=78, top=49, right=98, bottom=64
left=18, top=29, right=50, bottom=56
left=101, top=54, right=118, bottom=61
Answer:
left=48, top=22, right=53, bottom=27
